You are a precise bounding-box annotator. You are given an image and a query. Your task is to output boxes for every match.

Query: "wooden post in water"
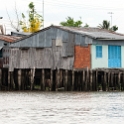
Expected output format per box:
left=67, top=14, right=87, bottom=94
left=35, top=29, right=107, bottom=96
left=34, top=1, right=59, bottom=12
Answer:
left=90, top=69, right=92, bottom=91
left=41, top=69, right=45, bottom=91
left=2, top=70, right=5, bottom=90
left=110, top=72, right=113, bottom=90
left=72, top=70, right=75, bottom=91
left=17, top=69, right=22, bottom=90
left=10, top=71, right=14, bottom=90
left=50, top=69, right=53, bottom=91
left=96, top=70, right=98, bottom=91
left=30, top=68, right=35, bottom=90
left=65, top=70, right=68, bottom=91
left=8, top=70, right=10, bottom=91
left=0, top=69, right=2, bottom=90
left=107, top=72, right=110, bottom=91
left=82, top=70, right=85, bottom=91
left=118, top=72, right=121, bottom=91
left=103, top=72, right=107, bottom=91
left=122, top=72, right=124, bottom=91
left=56, top=69, right=60, bottom=91
left=85, top=68, right=89, bottom=91
left=92, top=71, right=96, bottom=91
left=21, top=70, right=25, bottom=90
left=77, top=72, right=81, bottom=91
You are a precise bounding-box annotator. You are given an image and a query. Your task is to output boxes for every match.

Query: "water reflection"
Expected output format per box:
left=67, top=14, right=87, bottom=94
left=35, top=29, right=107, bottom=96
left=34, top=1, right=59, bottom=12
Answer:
left=0, top=92, right=124, bottom=124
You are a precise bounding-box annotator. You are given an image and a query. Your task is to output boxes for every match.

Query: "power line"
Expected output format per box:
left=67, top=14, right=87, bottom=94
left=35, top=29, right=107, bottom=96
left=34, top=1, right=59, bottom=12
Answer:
left=18, top=0, right=124, bottom=11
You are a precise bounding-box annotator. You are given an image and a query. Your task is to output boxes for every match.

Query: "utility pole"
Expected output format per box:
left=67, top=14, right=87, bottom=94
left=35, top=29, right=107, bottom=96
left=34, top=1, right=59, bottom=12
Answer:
left=0, top=17, right=4, bottom=35
left=42, top=0, right=44, bottom=28
left=108, top=12, right=114, bottom=27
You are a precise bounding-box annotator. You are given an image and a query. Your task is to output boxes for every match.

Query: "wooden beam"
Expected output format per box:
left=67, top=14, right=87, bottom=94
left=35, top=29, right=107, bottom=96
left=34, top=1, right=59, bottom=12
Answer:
left=8, top=70, right=10, bottom=91
left=90, top=69, right=92, bottom=91
left=0, top=69, right=2, bottom=90
left=41, top=69, right=45, bottom=91
left=72, top=70, right=75, bottom=91
left=18, top=69, right=21, bottom=90
left=50, top=69, right=53, bottom=91
left=65, top=70, right=68, bottom=91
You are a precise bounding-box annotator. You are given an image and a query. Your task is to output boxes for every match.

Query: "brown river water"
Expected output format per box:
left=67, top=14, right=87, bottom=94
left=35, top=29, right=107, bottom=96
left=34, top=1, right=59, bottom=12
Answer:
left=0, top=92, right=124, bottom=124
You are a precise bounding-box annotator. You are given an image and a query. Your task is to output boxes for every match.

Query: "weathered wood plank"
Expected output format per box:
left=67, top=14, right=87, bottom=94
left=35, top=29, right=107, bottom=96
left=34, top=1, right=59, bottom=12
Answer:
left=0, top=69, right=2, bottom=90
left=18, top=69, right=21, bottom=90
left=72, top=70, right=75, bottom=91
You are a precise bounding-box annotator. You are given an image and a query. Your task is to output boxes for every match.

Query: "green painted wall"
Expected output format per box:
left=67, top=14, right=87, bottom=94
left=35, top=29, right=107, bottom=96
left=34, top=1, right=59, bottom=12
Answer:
left=91, top=45, right=108, bottom=69
left=91, top=45, right=124, bottom=69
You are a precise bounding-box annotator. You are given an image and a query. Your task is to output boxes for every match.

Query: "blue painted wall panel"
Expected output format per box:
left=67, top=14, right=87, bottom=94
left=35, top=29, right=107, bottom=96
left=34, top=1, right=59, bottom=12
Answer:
left=108, top=45, right=121, bottom=68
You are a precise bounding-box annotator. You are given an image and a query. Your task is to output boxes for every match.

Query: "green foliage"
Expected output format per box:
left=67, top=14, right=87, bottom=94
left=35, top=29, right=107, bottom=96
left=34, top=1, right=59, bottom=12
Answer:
left=60, top=17, right=83, bottom=27
left=84, top=23, right=89, bottom=27
left=98, top=20, right=118, bottom=32
left=98, top=20, right=110, bottom=30
left=111, top=25, right=118, bottom=32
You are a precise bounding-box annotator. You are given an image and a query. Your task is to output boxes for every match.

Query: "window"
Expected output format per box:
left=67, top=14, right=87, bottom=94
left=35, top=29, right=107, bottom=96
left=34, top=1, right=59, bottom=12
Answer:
left=96, top=46, right=102, bottom=58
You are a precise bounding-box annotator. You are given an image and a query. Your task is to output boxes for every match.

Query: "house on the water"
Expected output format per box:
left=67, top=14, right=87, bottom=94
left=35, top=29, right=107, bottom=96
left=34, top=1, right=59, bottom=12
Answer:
left=1, top=26, right=124, bottom=91
left=4, top=25, right=124, bottom=71
left=0, top=35, right=21, bottom=68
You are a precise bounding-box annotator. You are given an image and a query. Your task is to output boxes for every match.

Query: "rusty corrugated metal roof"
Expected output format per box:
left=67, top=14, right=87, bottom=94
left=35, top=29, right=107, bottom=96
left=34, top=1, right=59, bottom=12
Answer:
left=0, top=35, right=22, bottom=42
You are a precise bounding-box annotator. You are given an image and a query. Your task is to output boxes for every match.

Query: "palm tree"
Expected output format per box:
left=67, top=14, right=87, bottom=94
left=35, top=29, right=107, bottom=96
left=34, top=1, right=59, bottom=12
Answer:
left=98, top=20, right=110, bottom=30
left=111, top=25, right=118, bottom=32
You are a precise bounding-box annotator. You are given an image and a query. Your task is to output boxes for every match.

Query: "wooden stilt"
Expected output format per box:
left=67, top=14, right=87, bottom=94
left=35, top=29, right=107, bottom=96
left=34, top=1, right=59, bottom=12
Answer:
left=50, top=69, right=53, bottom=91
left=77, top=72, right=80, bottom=91
left=24, top=69, right=28, bottom=90
left=65, top=70, right=68, bottom=91
left=3, top=70, right=5, bottom=90
left=92, top=71, right=95, bottom=91
left=110, top=72, right=113, bottom=90
left=68, top=71, right=71, bottom=91
left=21, top=70, right=25, bottom=90
left=41, top=69, right=45, bottom=91
left=30, top=68, right=35, bottom=90
left=18, top=69, right=21, bottom=90
left=72, top=70, right=75, bottom=91
left=103, top=72, right=107, bottom=91
left=122, top=72, right=124, bottom=91
left=0, top=69, right=2, bottom=90
left=10, top=71, right=14, bottom=90
left=56, top=69, right=60, bottom=91
left=85, top=68, right=88, bottom=91
left=90, top=69, right=92, bottom=91
left=8, top=70, right=10, bottom=91
left=118, top=72, right=121, bottom=91
left=96, top=70, right=98, bottom=91
left=82, top=70, right=85, bottom=91
left=107, top=72, right=110, bottom=91
left=101, top=74, right=103, bottom=91
left=87, top=68, right=90, bottom=91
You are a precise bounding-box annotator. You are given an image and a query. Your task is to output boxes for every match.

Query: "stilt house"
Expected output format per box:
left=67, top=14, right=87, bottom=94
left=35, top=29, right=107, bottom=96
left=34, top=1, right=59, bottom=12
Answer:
left=3, top=25, right=124, bottom=71
left=1, top=26, right=124, bottom=91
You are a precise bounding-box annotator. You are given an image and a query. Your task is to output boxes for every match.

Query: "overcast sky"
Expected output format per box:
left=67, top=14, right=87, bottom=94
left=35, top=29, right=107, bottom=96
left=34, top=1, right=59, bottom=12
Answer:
left=0, top=0, right=124, bottom=34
